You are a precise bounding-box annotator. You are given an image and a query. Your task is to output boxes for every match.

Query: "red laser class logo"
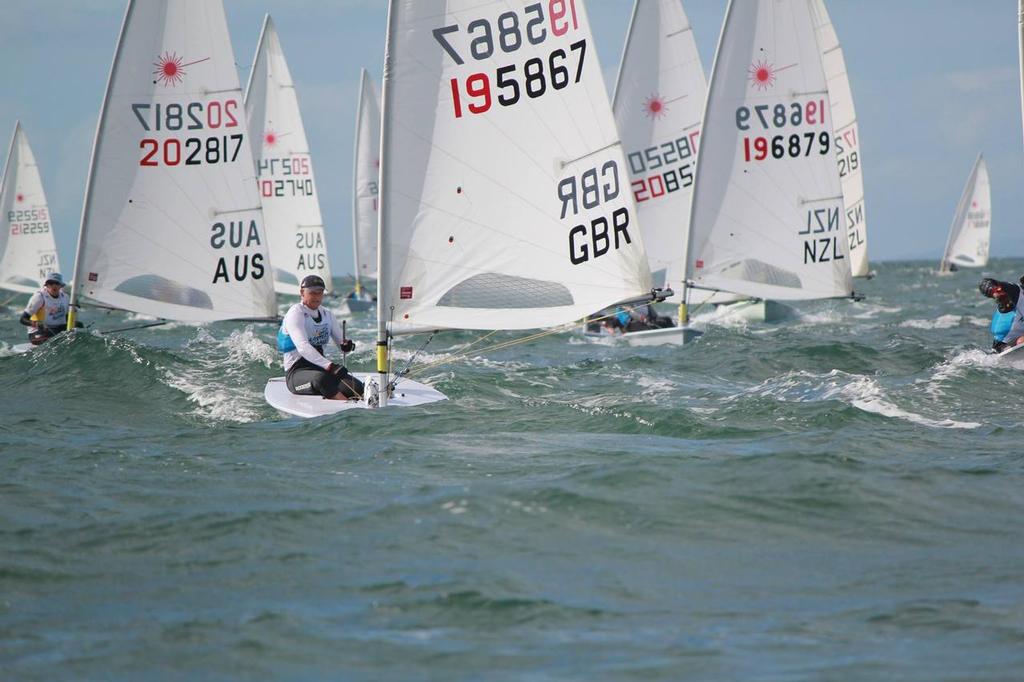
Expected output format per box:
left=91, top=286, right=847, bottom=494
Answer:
left=643, top=94, right=668, bottom=119
left=264, top=130, right=278, bottom=148
left=152, top=52, right=211, bottom=87
left=15, top=193, right=24, bottom=203
left=748, top=59, right=776, bottom=90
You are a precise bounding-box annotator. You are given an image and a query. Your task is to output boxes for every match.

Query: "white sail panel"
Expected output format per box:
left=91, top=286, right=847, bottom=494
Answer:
left=612, top=0, right=704, bottom=303
left=687, top=0, right=852, bottom=301
left=942, top=155, right=990, bottom=269
left=811, top=0, right=868, bottom=277
left=0, top=123, right=60, bottom=295
left=380, top=0, right=652, bottom=331
left=72, top=0, right=276, bottom=322
left=353, top=69, right=381, bottom=285
left=244, top=15, right=331, bottom=296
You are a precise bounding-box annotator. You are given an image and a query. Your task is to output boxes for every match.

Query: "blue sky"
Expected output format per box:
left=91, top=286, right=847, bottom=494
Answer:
left=1, top=0, right=1021, bottom=277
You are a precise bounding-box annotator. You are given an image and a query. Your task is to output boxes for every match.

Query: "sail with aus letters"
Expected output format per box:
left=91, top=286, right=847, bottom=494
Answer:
left=68, top=0, right=276, bottom=325
left=244, top=14, right=331, bottom=296
left=686, top=0, right=855, bottom=302
left=0, top=122, right=60, bottom=295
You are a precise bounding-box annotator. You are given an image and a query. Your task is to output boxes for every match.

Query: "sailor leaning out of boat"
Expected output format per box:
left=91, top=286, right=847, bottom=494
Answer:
left=278, top=274, right=363, bottom=400
left=979, top=276, right=1024, bottom=352
left=18, top=272, right=81, bottom=345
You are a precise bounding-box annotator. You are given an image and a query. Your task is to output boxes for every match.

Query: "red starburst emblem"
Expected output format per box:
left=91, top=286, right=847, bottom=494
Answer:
left=15, top=193, right=24, bottom=203
left=749, top=59, right=776, bottom=90
left=643, top=94, right=668, bottom=119
left=152, top=52, right=210, bottom=87
left=264, top=131, right=278, bottom=147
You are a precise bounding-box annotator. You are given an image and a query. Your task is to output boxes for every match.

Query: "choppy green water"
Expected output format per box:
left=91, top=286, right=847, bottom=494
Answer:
left=2, top=260, right=1024, bottom=680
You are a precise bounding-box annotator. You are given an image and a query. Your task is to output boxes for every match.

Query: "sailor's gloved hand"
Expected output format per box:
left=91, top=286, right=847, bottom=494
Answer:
left=339, top=339, right=356, bottom=353
left=993, top=340, right=1010, bottom=353
left=326, top=362, right=348, bottom=377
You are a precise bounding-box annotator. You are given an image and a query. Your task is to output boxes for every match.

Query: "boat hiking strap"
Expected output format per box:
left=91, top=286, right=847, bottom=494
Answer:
left=404, top=302, right=653, bottom=379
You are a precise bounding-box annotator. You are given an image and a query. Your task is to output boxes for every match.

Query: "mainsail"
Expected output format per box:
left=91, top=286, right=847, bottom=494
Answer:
left=612, top=0, right=705, bottom=303
left=244, top=14, right=331, bottom=296
left=0, top=122, right=60, bottom=295
left=377, top=0, right=653, bottom=334
left=940, top=154, right=991, bottom=271
left=686, top=0, right=853, bottom=302
left=69, top=0, right=276, bottom=323
left=810, top=0, right=869, bottom=277
left=352, top=68, right=381, bottom=291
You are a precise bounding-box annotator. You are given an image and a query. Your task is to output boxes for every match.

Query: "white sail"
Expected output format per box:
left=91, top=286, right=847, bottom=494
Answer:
left=612, top=0, right=704, bottom=303
left=810, top=0, right=868, bottom=277
left=69, top=0, right=276, bottom=322
left=244, top=15, right=330, bottom=296
left=941, top=154, right=990, bottom=270
left=686, top=0, right=852, bottom=302
left=353, top=68, right=381, bottom=288
left=0, top=122, right=60, bottom=295
left=379, top=0, right=652, bottom=332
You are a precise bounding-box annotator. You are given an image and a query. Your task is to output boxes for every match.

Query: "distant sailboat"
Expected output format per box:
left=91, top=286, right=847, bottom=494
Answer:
left=347, top=68, right=381, bottom=313
left=811, top=0, right=870, bottom=278
left=939, top=154, right=990, bottom=273
left=266, top=0, right=662, bottom=416
left=686, top=0, right=856, bottom=308
left=68, top=0, right=276, bottom=326
left=0, top=122, right=60, bottom=297
left=244, top=14, right=332, bottom=296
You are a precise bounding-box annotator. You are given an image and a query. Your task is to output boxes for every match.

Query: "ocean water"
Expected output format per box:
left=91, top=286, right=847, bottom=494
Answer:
left=2, top=260, right=1024, bottom=680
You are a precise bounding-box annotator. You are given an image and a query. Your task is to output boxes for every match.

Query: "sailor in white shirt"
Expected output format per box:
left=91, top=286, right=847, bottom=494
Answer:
left=278, top=274, right=362, bottom=399
left=19, top=272, right=80, bottom=345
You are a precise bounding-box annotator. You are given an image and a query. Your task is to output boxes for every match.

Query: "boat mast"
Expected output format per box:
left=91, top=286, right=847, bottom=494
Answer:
left=375, top=3, right=399, bottom=407
left=352, top=69, right=367, bottom=298
left=1019, top=0, right=1024, bottom=149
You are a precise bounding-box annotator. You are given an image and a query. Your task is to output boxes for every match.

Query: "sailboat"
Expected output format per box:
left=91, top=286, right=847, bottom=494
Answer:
left=265, top=0, right=663, bottom=417
left=939, top=154, right=990, bottom=273
left=684, top=0, right=856, bottom=312
left=244, top=14, right=332, bottom=296
left=346, top=68, right=381, bottom=314
left=67, top=0, right=276, bottom=327
left=811, top=0, right=870, bottom=279
left=0, top=122, right=60, bottom=298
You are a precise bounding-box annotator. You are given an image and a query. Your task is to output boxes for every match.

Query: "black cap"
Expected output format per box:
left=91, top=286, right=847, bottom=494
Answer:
left=300, top=275, right=326, bottom=291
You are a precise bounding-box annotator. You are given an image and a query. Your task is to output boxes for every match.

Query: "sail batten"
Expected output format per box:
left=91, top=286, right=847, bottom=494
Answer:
left=70, top=0, right=275, bottom=323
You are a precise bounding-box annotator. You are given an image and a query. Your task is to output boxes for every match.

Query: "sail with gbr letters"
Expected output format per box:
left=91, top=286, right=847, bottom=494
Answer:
left=0, top=122, right=60, bottom=295
left=69, top=0, right=276, bottom=324
left=940, top=154, right=990, bottom=271
left=352, top=68, right=380, bottom=292
left=377, top=0, right=653, bottom=334
left=686, top=0, right=853, bottom=302
left=810, top=0, right=869, bottom=277
left=245, top=14, right=331, bottom=296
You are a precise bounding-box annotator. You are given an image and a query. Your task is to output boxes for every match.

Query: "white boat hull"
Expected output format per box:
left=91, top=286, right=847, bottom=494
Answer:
left=11, top=342, right=35, bottom=354
left=584, top=325, right=702, bottom=347
left=264, top=373, right=447, bottom=418
left=712, top=299, right=794, bottom=323
left=996, top=343, right=1024, bottom=361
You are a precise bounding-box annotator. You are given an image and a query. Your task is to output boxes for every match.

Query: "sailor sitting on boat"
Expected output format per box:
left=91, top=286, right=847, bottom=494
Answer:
left=19, top=272, right=80, bottom=345
left=979, top=277, right=1024, bottom=352
left=588, top=304, right=674, bottom=334
left=279, top=275, right=363, bottom=400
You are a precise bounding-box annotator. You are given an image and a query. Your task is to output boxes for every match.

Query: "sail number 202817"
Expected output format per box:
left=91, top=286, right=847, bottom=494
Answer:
left=434, top=1, right=586, bottom=119
left=132, top=100, right=244, bottom=167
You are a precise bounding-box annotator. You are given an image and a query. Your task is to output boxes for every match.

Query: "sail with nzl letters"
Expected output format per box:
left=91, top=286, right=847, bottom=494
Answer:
left=0, top=122, right=60, bottom=295
left=245, top=14, right=331, bottom=296
left=69, top=0, right=276, bottom=323
left=686, top=0, right=854, bottom=302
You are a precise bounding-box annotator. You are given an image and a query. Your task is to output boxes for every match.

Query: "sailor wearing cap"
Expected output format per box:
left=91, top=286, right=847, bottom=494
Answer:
left=278, top=274, right=363, bottom=400
left=19, top=272, right=79, bottom=345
